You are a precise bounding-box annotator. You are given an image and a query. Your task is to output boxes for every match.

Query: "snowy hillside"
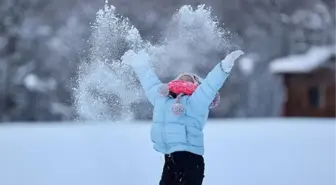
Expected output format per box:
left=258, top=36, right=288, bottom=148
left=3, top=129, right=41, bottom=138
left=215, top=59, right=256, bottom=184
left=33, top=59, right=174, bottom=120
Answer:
left=0, top=118, right=335, bottom=185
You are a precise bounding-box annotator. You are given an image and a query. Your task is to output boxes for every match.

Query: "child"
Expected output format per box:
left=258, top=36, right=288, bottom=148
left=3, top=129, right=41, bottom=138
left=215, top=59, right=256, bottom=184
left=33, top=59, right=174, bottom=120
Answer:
left=122, top=49, right=244, bottom=185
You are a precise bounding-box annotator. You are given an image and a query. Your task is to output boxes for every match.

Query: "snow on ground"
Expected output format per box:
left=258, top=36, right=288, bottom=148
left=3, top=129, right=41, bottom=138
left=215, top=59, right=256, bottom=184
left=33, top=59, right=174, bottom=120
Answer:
left=0, top=118, right=335, bottom=185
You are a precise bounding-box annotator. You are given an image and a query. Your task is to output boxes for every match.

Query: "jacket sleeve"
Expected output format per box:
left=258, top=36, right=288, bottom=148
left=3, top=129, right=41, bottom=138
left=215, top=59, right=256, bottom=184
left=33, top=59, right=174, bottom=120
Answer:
left=130, top=59, right=163, bottom=106
left=188, top=63, right=230, bottom=113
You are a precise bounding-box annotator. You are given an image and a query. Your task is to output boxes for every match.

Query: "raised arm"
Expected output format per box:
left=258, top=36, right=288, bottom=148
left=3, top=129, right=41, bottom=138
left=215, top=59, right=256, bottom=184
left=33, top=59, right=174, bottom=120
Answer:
left=188, top=50, right=244, bottom=112
left=121, top=49, right=163, bottom=105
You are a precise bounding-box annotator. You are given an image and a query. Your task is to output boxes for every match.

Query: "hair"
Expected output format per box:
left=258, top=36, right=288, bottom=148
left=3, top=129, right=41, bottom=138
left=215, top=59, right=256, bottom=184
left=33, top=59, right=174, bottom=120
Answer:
left=169, top=91, right=178, bottom=99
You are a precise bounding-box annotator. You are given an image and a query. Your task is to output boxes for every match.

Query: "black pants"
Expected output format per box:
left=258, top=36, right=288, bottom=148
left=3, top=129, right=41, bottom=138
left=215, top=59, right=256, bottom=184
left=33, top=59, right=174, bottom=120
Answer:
left=159, top=151, right=205, bottom=185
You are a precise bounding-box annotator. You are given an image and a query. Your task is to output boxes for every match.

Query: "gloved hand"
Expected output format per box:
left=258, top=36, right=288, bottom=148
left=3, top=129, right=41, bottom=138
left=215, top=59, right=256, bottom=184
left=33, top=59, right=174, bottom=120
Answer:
left=121, top=49, right=151, bottom=69
left=220, top=50, right=244, bottom=73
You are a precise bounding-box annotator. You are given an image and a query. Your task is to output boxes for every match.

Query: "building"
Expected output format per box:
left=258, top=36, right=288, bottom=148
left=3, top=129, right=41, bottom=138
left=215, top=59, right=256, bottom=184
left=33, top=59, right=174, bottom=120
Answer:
left=269, top=46, right=335, bottom=117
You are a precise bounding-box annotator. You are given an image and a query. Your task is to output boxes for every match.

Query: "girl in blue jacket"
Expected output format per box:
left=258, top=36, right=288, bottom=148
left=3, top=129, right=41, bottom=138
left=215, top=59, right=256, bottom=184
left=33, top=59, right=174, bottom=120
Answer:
left=122, top=49, right=244, bottom=185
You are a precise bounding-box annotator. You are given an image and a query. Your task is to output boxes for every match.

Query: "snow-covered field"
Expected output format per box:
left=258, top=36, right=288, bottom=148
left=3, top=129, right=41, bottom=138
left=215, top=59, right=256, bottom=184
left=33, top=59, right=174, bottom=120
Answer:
left=0, top=118, right=335, bottom=185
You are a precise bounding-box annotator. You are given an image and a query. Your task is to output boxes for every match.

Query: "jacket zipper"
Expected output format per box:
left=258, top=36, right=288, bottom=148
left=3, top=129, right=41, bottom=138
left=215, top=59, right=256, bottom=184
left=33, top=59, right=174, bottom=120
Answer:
left=162, top=98, right=168, bottom=152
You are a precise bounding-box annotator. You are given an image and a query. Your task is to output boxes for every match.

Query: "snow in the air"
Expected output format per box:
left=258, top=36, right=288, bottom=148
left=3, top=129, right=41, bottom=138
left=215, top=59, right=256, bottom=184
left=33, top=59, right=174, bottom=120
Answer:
left=0, top=118, right=335, bottom=185
left=238, top=54, right=258, bottom=75
left=269, top=45, right=335, bottom=73
left=74, top=4, right=231, bottom=121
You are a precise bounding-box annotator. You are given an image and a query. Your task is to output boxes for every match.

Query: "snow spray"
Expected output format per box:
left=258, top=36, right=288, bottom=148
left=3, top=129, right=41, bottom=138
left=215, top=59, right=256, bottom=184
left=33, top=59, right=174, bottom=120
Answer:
left=74, top=0, right=232, bottom=121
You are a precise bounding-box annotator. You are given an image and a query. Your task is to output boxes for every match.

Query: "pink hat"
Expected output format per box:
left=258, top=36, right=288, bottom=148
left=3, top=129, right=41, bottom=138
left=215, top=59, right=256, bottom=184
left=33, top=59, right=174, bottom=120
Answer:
left=158, top=73, right=220, bottom=116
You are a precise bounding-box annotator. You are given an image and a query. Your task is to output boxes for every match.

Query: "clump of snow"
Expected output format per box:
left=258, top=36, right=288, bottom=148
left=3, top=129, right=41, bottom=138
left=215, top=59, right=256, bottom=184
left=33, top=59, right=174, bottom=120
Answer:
left=269, top=45, right=335, bottom=73
left=74, top=1, right=144, bottom=121
left=149, top=5, right=231, bottom=77
left=74, top=2, right=232, bottom=121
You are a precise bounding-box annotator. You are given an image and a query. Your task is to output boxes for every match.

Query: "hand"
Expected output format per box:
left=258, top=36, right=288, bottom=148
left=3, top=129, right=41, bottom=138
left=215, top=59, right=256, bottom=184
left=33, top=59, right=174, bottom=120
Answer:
left=121, top=49, right=150, bottom=68
left=121, top=49, right=136, bottom=66
left=220, top=50, right=244, bottom=73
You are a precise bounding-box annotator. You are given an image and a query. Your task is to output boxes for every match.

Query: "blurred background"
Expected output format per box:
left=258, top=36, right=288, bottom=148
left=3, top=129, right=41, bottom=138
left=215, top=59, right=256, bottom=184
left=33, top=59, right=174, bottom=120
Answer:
left=0, top=1, right=335, bottom=185
left=0, top=0, right=335, bottom=122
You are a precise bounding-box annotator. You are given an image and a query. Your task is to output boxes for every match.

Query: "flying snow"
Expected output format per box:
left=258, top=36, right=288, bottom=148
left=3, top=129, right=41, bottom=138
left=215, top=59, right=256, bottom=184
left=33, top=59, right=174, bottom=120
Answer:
left=74, top=1, right=232, bottom=121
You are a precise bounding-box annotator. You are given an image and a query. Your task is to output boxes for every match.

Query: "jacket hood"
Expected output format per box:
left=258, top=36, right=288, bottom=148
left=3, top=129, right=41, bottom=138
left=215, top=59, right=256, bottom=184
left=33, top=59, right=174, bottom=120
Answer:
left=175, top=72, right=203, bottom=85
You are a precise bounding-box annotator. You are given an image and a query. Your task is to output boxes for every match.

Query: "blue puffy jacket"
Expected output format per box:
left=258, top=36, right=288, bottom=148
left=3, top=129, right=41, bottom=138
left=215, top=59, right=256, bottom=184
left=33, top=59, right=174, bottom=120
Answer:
left=131, top=58, right=230, bottom=156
